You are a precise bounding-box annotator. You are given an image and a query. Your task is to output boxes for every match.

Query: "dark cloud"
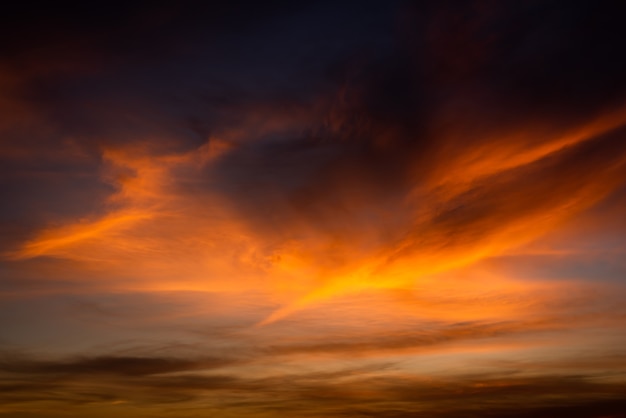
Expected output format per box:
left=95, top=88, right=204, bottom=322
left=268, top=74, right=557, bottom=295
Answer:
left=267, top=319, right=551, bottom=356
left=2, top=351, right=625, bottom=418
left=0, top=1, right=401, bottom=250
left=209, top=0, right=626, bottom=255
left=0, top=355, right=235, bottom=377
left=4, top=0, right=626, bottom=251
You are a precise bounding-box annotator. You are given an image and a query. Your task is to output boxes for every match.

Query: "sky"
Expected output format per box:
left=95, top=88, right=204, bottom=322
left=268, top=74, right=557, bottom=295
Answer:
left=1, top=1, right=626, bottom=417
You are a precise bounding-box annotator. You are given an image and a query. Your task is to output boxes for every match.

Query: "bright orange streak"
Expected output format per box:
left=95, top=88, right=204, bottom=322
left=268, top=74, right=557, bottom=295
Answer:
left=260, top=111, right=626, bottom=324
left=6, top=144, right=178, bottom=261
left=6, top=211, right=153, bottom=260
left=422, top=107, right=626, bottom=196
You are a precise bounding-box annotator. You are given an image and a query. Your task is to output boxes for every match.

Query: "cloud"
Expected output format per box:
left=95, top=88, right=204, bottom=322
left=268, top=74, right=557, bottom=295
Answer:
left=0, top=355, right=237, bottom=377
left=1, top=2, right=626, bottom=417
left=2, top=349, right=625, bottom=417
left=3, top=1, right=626, bottom=321
left=266, top=319, right=553, bottom=357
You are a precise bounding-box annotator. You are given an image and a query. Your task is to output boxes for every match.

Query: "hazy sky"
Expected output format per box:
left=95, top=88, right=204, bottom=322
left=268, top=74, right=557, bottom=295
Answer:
left=1, top=1, right=626, bottom=417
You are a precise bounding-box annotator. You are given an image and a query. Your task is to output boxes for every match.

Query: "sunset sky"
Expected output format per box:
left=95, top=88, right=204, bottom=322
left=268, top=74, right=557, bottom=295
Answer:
left=1, top=1, right=626, bottom=417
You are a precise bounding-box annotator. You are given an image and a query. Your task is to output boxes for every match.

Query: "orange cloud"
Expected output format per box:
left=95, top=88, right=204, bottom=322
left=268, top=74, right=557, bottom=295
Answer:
left=259, top=110, right=626, bottom=323
left=6, top=103, right=626, bottom=325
